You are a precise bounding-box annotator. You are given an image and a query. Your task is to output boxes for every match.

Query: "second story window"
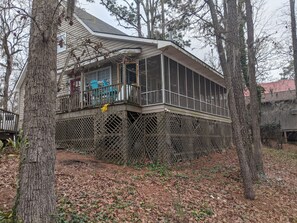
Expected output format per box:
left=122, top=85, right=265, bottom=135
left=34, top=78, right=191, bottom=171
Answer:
left=57, top=32, right=67, bottom=53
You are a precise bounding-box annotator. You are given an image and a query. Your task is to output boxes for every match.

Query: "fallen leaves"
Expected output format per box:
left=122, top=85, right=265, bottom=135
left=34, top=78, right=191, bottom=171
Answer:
left=0, top=145, right=297, bottom=222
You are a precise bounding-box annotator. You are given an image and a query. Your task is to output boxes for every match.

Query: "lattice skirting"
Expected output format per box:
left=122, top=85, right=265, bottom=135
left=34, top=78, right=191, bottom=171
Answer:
left=56, top=111, right=232, bottom=164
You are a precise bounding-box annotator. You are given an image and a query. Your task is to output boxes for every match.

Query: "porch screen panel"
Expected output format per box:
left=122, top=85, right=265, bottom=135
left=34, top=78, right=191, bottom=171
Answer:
left=193, top=72, right=200, bottom=111
left=187, top=68, right=194, bottom=109
left=170, top=60, right=178, bottom=105
left=164, top=56, right=170, bottom=103
left=211, top=81, right=216, bottom=114
left=205, top=79, right=211, bottom=113
left=223, top=88, right=229, bottom=116
left=147, top=55, right=162, bottom=104
left=179, top=64, right=187, bottom=107
left=216, top=84, right=221, bottom=115
left=139, top=59, right=147, bottom=105
left=200, top=76, right=206, bottom=112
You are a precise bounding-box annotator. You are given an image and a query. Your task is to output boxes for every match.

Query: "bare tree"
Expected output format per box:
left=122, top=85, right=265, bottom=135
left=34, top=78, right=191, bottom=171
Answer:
left=206, top=0, right=255, bottom=199
left=245, top=0, right=265, bottom=176
left=0, top=0, right=76, bottom=221
left=0, top=0, right=29, bottom=110
left=289, top=0, right=297, bottom=98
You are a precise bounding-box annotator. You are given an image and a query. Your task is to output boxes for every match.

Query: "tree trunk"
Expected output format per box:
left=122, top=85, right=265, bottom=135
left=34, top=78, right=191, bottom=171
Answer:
left=290, top=0, right=297, bottom=98
left=206, top=0, right=255, bottom=199
left=145, top=0, right=151, bottom=38
left=245, top=0, right=265, bottom=176
left=15, top=0, right=58, bottom=222
left=2, top=56, right=12, bottom=111
left=136, top=0, right=142, bottom=37
left=161, top=0, right=165, bottom=39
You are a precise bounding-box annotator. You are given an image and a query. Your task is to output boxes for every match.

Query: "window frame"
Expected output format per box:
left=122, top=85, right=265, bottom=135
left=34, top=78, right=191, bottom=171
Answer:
left=84, top=66, right=112, bottom=90
left=57, top=32, right=67, bottom=53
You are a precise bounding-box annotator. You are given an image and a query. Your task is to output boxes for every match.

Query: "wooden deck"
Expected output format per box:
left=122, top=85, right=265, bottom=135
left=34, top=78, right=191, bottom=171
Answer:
left=56, top=83, right=140, bottom=113
left=0, top=109, right=19, bottom=140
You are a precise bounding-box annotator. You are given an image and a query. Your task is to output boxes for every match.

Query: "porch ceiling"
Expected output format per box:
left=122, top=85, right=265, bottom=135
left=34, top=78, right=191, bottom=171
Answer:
left=161, top=46, right=225, bottom=87
left=57, top=48, right=142, bottom=74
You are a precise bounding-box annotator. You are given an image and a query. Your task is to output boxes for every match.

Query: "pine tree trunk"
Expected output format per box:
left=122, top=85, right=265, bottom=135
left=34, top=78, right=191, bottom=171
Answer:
left=15, top=0, right=58, bottom=222
left=245, top=0, right=265, bottom=176
left=290, top=0, right=297, bottom=98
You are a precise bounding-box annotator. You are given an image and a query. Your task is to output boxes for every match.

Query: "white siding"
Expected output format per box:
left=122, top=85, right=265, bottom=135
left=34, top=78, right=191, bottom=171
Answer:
left=57, top=16, right=161, bottom=69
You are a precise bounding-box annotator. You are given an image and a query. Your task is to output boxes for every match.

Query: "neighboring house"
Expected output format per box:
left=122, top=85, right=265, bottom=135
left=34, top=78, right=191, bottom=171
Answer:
left=15, top=7, right=232, bottom=164
left=246, top=79, right=297, bottom=142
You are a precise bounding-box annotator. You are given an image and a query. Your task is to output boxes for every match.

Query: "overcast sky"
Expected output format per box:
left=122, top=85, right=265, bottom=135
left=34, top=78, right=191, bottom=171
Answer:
left=78, top=0, right=290, bottom=81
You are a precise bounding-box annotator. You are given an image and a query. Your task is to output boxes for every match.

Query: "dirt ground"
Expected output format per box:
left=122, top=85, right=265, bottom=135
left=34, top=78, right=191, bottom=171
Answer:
left=0, top=144, right=297, bottom=222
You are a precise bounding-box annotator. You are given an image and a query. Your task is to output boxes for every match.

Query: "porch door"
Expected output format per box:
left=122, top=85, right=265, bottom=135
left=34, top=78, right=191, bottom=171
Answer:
left=70, top=77, right=81, bottom=94
left=70, top=77, right=81, bottom=110
left=118, top=63, right=138, bottom=85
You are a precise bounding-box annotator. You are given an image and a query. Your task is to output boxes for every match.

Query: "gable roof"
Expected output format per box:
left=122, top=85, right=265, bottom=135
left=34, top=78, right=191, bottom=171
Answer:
left=15, top=6, right=225, bottom=91
left=74, top=13, right=225, bottom=84
left=74, top=7, right=126, bottom=36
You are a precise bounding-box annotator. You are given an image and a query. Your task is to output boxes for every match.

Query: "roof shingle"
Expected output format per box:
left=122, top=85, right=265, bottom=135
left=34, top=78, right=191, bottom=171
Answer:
left=75, top=7, right=126, bottom=36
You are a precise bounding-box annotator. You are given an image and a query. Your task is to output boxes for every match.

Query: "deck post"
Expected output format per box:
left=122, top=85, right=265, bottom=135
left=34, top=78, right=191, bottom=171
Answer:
left=161, top=54, right=165, bottom=104
left=158, top=112, right=168, bottom=163
left=185, top=117, right=194, bottom=160
left=80, top=71, right=84, bottom=109
left=123, top=61, right=127, bottom=103
left=284, top=131, right=288, bottom=143
left=122, top=111, right=128, bottom=164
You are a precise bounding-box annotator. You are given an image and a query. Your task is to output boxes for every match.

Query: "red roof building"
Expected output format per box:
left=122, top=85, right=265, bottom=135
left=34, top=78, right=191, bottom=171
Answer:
left=245, top=79, right=296, bottom=103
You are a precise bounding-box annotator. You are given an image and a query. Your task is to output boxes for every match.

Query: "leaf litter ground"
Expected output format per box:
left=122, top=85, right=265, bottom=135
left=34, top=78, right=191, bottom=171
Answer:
left=0, top=144, right=297, bottom=222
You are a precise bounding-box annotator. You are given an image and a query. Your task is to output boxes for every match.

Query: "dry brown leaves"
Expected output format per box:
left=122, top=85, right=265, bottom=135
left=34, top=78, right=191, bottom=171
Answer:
left=0, top=145, right=297, bottom=223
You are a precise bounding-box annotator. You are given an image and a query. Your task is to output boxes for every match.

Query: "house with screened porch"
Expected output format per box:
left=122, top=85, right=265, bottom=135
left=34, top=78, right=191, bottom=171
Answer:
left=15, top=7, right=232, bottom=164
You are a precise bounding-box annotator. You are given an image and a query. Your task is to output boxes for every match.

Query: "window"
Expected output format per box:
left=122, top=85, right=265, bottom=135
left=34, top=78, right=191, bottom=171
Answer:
left=85, top=67, right=111, bottom=89
left=57, top=32, right=66, bottom=53
left=120, top=63, right=137, bottom=85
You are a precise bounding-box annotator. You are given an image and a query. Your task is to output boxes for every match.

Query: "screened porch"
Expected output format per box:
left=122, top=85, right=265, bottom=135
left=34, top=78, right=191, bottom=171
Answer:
left=56, top=53, right=229, bottom=118
left=139, top=55, right=229, bottom=118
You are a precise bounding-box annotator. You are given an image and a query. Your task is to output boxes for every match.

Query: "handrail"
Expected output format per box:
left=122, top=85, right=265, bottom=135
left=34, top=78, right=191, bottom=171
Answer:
left=0, top=109, right=19, bottom=132
left=56, top=83, right=140, bottom=113
left=0, top=108, right=18, bottom=116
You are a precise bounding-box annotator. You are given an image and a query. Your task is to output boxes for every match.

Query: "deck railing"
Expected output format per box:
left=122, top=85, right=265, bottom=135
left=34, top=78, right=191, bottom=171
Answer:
left=56, top=84, right=140, bottom=113
left=164, top=90, right=229, bottom=117
left=0, top=109, right=19, bottom=132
